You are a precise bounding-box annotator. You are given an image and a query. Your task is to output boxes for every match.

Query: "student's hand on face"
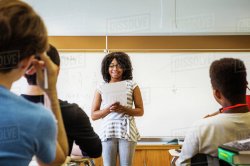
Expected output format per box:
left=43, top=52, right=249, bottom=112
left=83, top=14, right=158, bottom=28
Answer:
left=32, top=52, right=58, bottom=92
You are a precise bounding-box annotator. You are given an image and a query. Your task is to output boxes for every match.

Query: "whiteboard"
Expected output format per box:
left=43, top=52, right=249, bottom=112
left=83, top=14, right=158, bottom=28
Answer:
left=12, top=52, right=250, bottom=137
left=23, top=0, right=250, bottom=35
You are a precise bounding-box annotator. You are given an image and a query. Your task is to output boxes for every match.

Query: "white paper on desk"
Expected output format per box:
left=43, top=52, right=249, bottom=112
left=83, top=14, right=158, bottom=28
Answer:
left=102, top=81, right=127, bottom=106
left=169, top=149, right=181, bottom=157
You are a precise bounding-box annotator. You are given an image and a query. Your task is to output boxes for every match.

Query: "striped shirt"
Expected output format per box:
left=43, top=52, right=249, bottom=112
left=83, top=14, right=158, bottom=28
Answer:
left=97, top=80, right=140, bottom=142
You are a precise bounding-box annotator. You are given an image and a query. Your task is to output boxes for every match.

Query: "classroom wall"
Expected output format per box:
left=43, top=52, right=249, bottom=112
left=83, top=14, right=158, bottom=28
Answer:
left=24, top=0, right=250, bottom=35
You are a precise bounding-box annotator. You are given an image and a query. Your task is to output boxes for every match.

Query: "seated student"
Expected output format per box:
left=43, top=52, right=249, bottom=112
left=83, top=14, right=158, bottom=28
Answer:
left=22, top=44, right=102, bottom=158
left=0, top=1, right=68, bottom=165
left=176, top=58, right=250, bottom=166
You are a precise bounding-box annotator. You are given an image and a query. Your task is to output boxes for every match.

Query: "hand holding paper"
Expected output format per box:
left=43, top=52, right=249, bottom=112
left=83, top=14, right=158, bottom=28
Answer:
left=110, top=102, right=128, bottom=113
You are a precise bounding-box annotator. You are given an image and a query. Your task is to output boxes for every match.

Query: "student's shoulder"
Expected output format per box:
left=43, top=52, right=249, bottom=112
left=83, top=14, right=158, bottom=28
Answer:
left=31, top=103, right=55, bottom=122
left=59, top=99, right=87, bottom=116
left=7, top=90, right=44, bottom=112
left=59, top=99, right=81, bottom=111
left=59, top=99, right=90, bottom=126
left=244, top=112, right=250, bottom=119
left=18, top=95, right=49, bottom=113
left=193, top=114, right=221, bottom=125
left=184, top=117, right=216, bottom=139
left=191, top=114, right=227, bottom=133
left=20, top=97, right=55, bottom=125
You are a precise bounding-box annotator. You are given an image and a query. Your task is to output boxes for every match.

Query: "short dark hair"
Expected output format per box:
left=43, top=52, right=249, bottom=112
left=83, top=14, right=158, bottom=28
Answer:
left=25, top=44, right=60, bottom=85
left=101, top=52, right=133, bottom=82
left=209, top=58, right=247, bottom=104
left=0, top=0, right=48, bottom=73
left=46, top=44, right=60, bottom=66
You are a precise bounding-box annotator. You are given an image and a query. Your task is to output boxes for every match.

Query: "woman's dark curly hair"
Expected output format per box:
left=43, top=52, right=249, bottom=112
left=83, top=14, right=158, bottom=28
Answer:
left=101, top=52, right=133, bottom=82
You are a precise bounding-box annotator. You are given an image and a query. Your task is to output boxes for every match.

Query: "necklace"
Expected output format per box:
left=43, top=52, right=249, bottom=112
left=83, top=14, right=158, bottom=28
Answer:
left=220, top=104, right=248, bottom=113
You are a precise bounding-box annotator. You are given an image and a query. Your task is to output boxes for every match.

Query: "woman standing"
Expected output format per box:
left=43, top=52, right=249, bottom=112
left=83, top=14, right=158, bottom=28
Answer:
left=91, top=52, right=144, bottom=166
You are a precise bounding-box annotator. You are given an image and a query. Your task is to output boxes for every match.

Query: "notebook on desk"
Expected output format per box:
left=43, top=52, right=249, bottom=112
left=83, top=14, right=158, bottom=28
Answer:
left=169, top=149, right=181, bottom=157
left=218, top=138, right=250, bottom=165
left=219, top=138, right=250, bottom=155
left=218, top=147, right=250, bottom=165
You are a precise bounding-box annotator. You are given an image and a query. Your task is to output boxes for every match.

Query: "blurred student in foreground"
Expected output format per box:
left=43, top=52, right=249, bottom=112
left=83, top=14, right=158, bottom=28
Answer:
left=0, top=0, right=68, bottom=165
left=23, top=44, right=102, bottom=158
left=176, top=58, right=250, bottom=165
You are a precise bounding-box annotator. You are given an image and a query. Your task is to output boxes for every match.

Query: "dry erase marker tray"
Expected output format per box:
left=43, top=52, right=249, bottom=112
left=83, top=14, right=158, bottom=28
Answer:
left=137, top=136, right=184, bottom=145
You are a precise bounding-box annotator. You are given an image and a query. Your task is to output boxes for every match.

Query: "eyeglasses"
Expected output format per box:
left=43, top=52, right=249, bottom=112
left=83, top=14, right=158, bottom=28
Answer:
left=109, top=64, right=122, bottom=69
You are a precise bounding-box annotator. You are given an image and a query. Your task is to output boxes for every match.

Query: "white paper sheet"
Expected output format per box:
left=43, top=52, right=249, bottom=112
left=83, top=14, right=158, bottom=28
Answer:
left=102, top=81, right=127, bottom=106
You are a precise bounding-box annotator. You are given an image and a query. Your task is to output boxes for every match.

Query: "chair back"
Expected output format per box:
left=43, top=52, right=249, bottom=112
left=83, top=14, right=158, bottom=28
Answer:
left=191, top=153, right=208, bottom=166
left=191, top=154, right=231, bottom=166
left=67, top=157, right=95, bottom=166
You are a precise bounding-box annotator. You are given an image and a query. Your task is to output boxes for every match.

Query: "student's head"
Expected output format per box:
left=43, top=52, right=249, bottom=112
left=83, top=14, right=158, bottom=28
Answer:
left=25, top=44, right=60, bottom=85
left=101, top=52, right=133, bottom=82
left=209, top=58, right=247, bottom=104
left=0, top=0, right=48, bottom=73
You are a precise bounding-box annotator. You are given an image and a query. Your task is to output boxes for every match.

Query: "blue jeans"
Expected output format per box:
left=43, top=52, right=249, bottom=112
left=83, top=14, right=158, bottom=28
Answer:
left=102, top=138, right=136, bottom=166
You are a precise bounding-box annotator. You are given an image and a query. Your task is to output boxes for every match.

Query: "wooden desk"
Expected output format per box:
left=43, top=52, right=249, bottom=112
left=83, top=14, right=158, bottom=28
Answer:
left=94, top=144, right=181, bottom=166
